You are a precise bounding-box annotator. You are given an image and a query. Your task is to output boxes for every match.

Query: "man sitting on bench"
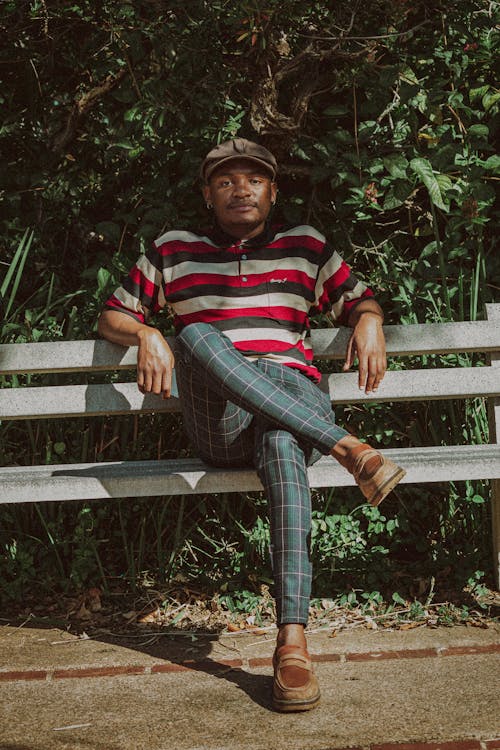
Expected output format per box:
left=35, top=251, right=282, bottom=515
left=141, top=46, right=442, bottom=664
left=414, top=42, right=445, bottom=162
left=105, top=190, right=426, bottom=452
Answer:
left=98, top=138, right=405, bottom=713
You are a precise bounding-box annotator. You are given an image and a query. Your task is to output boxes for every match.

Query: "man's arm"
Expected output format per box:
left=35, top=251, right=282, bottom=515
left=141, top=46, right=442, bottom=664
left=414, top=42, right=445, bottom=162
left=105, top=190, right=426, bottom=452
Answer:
left=343, top=298, right=386, bottom=393
left=98, top=310, right=175, bottom=398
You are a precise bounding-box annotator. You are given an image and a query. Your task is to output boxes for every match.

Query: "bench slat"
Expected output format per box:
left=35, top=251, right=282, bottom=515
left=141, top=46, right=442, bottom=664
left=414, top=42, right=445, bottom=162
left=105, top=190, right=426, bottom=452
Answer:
left=0, top=445, right=498, bottom=504
left=1, top=316, right=499, bottom=375
left=0, top=366, right=498, bottom=420
left=324, top=366, right=500, bottom=402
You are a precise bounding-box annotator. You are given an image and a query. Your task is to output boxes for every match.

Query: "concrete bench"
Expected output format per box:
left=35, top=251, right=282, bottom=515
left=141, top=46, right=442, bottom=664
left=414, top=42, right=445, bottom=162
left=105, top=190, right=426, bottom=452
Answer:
left=1, top=304, right=499, bottom=585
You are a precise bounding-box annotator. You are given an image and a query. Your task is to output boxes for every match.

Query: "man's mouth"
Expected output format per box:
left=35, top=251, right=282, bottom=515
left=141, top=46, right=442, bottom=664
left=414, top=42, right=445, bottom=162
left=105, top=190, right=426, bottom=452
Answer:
left=227, top=203, right=256, bottom=211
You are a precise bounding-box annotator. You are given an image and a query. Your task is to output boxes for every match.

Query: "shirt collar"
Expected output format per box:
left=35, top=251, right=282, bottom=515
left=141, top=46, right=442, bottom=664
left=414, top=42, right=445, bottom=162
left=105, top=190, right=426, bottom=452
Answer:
left=203, top=220, right=278, bottom=249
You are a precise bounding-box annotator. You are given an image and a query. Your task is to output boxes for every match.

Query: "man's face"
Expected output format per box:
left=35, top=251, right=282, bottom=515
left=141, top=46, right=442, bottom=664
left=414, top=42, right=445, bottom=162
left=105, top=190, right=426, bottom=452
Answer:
left=202, top=159, right=277, bottom=240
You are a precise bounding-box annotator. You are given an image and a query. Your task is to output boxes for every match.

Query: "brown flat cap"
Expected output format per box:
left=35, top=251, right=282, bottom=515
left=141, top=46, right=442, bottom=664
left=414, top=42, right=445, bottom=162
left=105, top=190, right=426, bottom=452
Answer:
left=200, top=138, right=278, bottom=182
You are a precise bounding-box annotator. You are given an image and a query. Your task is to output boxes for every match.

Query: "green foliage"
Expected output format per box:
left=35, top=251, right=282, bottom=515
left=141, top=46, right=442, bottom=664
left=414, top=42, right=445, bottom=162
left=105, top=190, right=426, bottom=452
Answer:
left=0, top=1, right=498, bottom=606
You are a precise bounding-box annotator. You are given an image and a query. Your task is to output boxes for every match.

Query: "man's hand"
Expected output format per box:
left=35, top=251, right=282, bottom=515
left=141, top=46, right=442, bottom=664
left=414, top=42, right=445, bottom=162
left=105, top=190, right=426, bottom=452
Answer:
left=97, top=309, right=175, bottom=399
left=136, top=328, right=175, bottom=399
left=343, top=311, right=386, bottom=393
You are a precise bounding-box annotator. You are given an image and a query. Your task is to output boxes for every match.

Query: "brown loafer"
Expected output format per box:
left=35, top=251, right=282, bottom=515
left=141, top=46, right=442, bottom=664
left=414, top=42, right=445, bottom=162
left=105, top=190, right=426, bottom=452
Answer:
left=272, top=645, right=320, bottom=712
left=352, top=449, right=406, bottom=506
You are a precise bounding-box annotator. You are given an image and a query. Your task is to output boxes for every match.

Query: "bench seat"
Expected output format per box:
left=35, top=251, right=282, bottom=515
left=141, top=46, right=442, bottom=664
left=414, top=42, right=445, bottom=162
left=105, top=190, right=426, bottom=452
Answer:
left=0, top=444, right=499, bottom=505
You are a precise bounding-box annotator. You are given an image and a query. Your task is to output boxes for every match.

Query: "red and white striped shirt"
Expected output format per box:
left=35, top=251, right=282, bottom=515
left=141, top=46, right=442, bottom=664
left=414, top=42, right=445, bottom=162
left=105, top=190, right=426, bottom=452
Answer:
left=105, top=223, right=374, bottom=382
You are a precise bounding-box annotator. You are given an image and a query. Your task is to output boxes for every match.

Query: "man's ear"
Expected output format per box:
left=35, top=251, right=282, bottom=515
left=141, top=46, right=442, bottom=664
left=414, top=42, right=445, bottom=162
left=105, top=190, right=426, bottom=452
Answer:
left=202, top=183, right=211, bottom=203
left=271, top=181, right=278, bottom=204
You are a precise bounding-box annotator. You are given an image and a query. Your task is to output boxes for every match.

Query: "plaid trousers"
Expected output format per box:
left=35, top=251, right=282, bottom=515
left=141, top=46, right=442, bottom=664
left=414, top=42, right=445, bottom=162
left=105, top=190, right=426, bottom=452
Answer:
left=175, top=322, right=348, bottom=625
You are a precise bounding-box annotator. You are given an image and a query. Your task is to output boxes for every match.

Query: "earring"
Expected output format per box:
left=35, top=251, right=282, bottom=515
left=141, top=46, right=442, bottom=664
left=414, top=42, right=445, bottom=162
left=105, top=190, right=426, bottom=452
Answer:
left=206, top=202, right=213, bottom=209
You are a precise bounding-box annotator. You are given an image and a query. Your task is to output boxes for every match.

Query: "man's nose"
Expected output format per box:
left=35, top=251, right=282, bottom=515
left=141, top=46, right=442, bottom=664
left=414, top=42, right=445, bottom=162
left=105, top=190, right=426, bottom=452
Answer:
left=232, top=178, right=251, bottom=197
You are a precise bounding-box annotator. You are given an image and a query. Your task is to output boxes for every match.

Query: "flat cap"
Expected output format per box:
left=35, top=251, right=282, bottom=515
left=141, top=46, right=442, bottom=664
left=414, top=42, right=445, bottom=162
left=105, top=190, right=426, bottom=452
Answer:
left=200, top=138, right=277, bottom=182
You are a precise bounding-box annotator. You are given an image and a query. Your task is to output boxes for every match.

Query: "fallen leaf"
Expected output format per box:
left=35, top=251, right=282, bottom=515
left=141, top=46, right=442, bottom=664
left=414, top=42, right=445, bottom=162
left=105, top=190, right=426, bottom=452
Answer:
left=138, top=608, right=160, bottom=623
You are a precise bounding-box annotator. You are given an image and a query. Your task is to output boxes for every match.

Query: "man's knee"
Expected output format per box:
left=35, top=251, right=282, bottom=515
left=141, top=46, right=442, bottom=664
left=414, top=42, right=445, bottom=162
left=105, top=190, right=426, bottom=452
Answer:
left=261, top=429, right=299, bottom=458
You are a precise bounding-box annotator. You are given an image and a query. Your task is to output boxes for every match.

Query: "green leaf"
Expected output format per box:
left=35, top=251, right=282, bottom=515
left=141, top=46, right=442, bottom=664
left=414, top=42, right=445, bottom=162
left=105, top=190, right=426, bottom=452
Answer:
left=419, top=241, right=437, bottom=260
left=410, top=157, right=449, bottom=211
left=392, top=592, right=407, bottom=606
left=97, top=267, right=111, bottom=292
left=435, top=173, right=453, bottom=193
left=469, top=85, right=489, bottom=103
left=471, top=494, right=486, bottom=504
left=482, top=91, right=500, bottom=111
left=468, top=124, right=489, bottom=139
left=484, top=155, right=500, bottom=174
left=112, top=140, right=137, bottom=150
left=324, top=105, right=349, bottom=116
left=383, top=154, right=409, bottom=179
left=382, top=180, right=412, bottom=210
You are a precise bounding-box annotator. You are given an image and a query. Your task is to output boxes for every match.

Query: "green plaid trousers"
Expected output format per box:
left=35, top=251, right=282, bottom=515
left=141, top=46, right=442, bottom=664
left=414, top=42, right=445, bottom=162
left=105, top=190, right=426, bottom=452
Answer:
left=175, top=322, right=348, bottom=625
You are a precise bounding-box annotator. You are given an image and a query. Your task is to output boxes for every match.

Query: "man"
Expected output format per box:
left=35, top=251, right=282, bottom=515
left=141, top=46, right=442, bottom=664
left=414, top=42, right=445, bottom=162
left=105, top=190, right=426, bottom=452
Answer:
left=98, top=138, right=405, bottom=712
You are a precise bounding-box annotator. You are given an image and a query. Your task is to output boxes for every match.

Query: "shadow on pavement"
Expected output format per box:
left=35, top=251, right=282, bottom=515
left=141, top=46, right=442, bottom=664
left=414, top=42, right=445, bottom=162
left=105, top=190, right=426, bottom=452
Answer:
left=95, top=628, right=275, bottom=711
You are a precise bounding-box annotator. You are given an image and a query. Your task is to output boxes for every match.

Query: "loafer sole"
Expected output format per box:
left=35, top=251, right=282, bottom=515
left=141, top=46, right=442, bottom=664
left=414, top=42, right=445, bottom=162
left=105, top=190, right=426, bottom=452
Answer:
left=366, top=464, right=406, bottom=506
left=272, top=693, right=321, bottom=713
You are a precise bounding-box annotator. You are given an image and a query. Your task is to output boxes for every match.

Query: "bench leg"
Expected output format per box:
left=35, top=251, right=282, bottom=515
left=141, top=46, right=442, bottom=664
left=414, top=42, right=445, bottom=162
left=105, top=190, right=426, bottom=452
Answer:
left=486, top=304, right=500, bottom=590
left=492, top=478, right=500, bottom=590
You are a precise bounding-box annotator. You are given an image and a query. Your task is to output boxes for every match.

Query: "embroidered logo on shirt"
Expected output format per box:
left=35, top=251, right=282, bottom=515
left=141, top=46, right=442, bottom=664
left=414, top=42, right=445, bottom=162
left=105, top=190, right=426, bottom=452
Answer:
left=270, top=278, right=287, bottom=283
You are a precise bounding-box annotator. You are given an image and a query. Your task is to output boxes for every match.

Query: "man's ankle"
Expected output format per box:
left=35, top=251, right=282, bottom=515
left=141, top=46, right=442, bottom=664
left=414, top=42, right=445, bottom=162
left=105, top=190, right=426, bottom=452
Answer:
left=331, top=437, right=382, bottom=477
left=277, top=623, right=307, bottom=650
left=331, top=435, right=367, bottom=469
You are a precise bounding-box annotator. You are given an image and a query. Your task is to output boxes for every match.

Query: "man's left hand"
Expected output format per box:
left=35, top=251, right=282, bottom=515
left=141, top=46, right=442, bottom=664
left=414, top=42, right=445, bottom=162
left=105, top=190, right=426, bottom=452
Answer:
left=343, top=312, right=386, bottom=393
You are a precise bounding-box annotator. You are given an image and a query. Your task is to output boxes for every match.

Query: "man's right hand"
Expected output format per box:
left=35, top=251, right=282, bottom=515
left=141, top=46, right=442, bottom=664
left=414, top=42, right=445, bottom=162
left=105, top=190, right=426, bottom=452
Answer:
left=136, top=327, right=175, bottom=399
left=97, top=309, right=175, bottom=399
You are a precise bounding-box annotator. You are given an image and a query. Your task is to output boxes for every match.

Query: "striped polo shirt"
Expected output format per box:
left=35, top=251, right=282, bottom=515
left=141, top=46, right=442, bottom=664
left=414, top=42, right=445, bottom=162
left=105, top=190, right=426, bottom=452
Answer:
left=105, top=222, right=373, bottom=382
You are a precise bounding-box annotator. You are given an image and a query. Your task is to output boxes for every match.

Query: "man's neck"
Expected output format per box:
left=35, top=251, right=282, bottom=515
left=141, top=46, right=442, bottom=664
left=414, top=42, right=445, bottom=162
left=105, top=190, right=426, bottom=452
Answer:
left=217, top=220, right=266, bottom=241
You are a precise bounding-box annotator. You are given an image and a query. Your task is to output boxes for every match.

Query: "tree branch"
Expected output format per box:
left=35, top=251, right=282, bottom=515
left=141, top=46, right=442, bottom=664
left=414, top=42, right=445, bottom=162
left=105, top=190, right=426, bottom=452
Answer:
left=51, top=69, right=127, bottom=154
left=296, top=18, right=432, bottom=42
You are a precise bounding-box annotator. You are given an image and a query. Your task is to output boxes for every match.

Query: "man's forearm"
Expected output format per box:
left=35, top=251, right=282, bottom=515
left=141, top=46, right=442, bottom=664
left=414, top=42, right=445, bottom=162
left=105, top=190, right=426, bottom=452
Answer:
left=347, top=299, right=384, bottom=328
left=98, top=309, right=159, bottom=347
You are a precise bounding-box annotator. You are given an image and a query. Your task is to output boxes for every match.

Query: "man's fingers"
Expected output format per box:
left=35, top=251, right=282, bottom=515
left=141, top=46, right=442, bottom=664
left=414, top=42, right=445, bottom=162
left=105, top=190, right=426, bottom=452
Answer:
left=161, top=368, right=173, bottom=399
left=138, top=362, right=174, bottom=397
left=343, top=334, right=356, bottom=372
left=372, top=360, right=387, bottom=392
left=358, top=359, right=368, bottom=390
left=138, top=367, right=154, bottom=394
left=363, top=356, right=387, bottom=393
left=358, top=352, right=370, bottom=391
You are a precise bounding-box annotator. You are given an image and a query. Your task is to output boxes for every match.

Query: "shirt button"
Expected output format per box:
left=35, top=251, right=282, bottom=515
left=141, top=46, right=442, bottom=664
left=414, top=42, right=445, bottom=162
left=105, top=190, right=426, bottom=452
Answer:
left=241, top=254, right=247, bottom=260
left=242, top=276, right=248, bottom=282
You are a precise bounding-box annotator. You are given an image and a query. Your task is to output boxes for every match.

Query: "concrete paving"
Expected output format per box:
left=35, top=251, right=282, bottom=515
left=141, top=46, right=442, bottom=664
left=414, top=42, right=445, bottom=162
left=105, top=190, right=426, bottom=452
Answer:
left=0, top=621, right=499, bottom=750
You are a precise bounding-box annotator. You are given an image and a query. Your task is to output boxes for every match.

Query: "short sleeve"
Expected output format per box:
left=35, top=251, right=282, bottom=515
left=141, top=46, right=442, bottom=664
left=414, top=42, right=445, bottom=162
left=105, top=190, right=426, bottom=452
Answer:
left=314, top=244, right=374, bottom=326
left=104, top=244, right=167, bottom=324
